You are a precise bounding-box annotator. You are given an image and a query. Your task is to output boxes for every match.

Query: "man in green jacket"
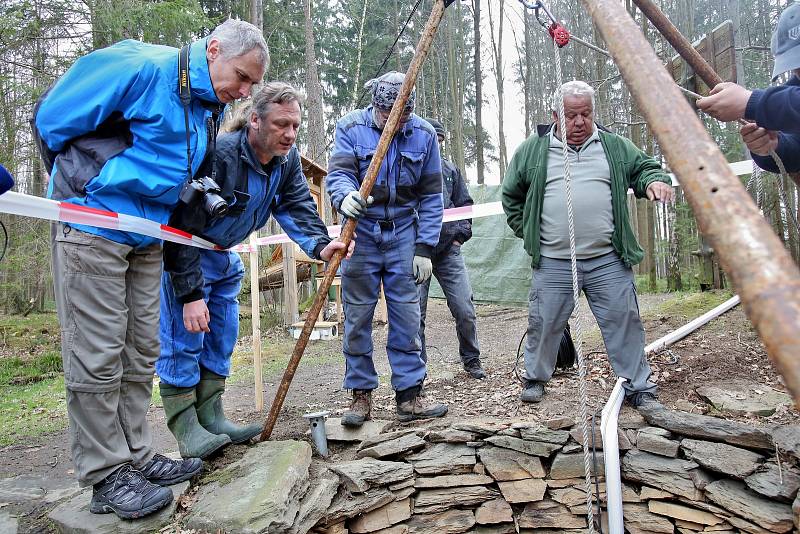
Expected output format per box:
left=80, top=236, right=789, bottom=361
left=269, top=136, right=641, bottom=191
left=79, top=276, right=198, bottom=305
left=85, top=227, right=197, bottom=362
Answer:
left=502, top=80, right=673, bottom=406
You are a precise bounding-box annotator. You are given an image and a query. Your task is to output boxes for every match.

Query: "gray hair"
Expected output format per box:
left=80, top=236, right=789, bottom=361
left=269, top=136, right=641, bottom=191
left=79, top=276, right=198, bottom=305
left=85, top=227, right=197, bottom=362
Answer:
left=222, top=82, right=304, bottom=132
left=551, top=80, right=595, bottom=112
left=209, top=19, right=270, bottom=69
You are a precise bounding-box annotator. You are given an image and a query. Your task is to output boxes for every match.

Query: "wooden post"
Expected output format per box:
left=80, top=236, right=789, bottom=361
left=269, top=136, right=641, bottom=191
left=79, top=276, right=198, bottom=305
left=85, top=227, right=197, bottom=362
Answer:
left=249, top=232, right=264, bottom=411
left=282, top=242, right=299, bottom=324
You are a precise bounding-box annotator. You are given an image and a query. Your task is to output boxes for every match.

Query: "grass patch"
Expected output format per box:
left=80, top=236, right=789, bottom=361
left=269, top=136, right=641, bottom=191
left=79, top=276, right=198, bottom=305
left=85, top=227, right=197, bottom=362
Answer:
left=227, top=334, right=341, bottom=385
left=0, top=376, right=67, bottom=446
left=651, top=290, right=734, bottom=321
left=0, top=312, right=61, bottom=355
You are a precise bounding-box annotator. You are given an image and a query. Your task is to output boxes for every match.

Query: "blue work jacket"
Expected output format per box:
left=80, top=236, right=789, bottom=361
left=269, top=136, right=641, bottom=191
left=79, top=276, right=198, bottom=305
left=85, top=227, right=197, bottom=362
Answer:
left=164, top=129, right=331, bottom=303
left=325, top=107, right=443, bottom=257
left=747, top=76, right=800, bottom=173
left=35, top=38, right=222, bottom=248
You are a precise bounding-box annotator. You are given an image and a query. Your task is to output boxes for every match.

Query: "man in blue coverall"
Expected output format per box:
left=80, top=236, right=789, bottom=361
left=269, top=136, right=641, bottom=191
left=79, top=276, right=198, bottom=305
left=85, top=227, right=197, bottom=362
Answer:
left=418, top=119, right=484, bottom=379
left=34, top=20, right=268, bottom=519
left=158, top=82, right=353, bottom=458
left=697, top=1, right=800, bottom=173
left=326, top=71, right=448, bottom=427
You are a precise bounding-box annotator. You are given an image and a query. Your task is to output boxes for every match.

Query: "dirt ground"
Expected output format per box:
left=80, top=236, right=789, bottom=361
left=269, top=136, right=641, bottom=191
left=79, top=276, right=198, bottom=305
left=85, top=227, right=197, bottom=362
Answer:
left=2, top=291, right=797, bottom=532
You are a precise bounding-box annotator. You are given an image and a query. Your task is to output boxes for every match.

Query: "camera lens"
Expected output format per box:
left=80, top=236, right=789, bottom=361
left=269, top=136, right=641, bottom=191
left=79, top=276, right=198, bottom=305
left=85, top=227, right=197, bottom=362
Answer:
left=204, top=193, right=228, bottom=219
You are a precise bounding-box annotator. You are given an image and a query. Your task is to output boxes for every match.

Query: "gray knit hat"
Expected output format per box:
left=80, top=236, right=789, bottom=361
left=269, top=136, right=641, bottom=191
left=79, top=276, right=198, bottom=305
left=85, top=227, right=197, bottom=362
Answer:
left=425, top=118, right=446, bottom=138
left=772, top=1, right=800, bottom=80
left=367, top=71, right=416, bottom=112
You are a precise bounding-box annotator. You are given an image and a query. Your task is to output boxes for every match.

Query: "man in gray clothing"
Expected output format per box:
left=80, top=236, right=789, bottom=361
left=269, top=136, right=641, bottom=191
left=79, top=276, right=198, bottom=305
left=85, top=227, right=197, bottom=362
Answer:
left=502, top=80, right=673, bottom=406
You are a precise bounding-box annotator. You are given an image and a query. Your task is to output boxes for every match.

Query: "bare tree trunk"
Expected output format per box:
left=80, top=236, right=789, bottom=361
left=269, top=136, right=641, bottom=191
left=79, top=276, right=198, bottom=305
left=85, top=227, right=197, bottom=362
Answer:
left=472, top=0, right=485, bottom=184
left=487, top=0, right=507, bottom=178
left=304, top=0, right=326, bottom=166
left=250, top=0, right=263, bottom=33
left=350, top=0, right=369, bottom=107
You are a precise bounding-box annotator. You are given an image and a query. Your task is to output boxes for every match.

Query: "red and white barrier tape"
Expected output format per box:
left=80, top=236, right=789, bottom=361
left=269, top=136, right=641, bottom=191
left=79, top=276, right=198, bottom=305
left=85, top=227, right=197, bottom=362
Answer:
left=0, top=158, right=754, bottom=251
left=0, top=191, right=504, bottom=252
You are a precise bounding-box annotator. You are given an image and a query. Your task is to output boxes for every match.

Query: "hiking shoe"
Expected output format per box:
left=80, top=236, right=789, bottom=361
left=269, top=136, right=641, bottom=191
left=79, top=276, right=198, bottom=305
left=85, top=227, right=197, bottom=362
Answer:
left=139, top=453, right=203, bottom=486
left=396, top=395, right=448, bottom=422
left=342, top=389, right=372, bottom=427
left=464, top=360, right=486, bottom=379
left=90, top=465, right=173, bottom=519
left=627, top=391, right=661, bottom=409
left=520, top=381, right=545, bottom=403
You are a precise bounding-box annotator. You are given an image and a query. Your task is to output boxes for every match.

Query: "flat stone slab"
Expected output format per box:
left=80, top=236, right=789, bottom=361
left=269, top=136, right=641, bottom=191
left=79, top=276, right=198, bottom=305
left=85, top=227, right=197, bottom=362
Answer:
left=326, top=419, right=392, bottom=442
left=414, top=474, right=493, bottom=489
left=330, top=458, right=413, bottom=493
left=323, top=487, right=395, bottom=526
left=426, top=429, right=477, bottom=443
left=0, top=511, right=18, bottom=534
left=639, top=405, right=773, bottom=450
left=696, top=380, right=793, bottom=417
left=358, top=430, right=420, bottom=451
left=637, top=428, right=680, bottom=458
left=570, top=426, right=632, bottom=451
left=478, top=446, right=545, bottom=481
left=483, top=435, right=561, bottom=457
left=518, top=426, right=570, bottom=444
left=647, top=500, right=724, bottom=526
left=549, top=452, right=605, bottom=479
left=704, top=479, right=794, bottom=533
left=621, top=450, right=711, bottom=500
left=48, top=482, right=189, bottom=534
left=745, top=463, right=800, bottom=502
left=496, top=478, right=546, bottom=503
left=349, top=497, right=411, bottom=533
left=186, top=440, right=311, bottom=533
left=518, top=498, right=587, bottom=529
left=356, top=433, right=427, bottom=459
left=772, top=425, right=800, bottom=464
left=474, top=498, right=513, bottom=524
left=681, top=438, right=764, bottom=478
left=403, top=508, right=476, bottom=533
left=413, top=486, right=496, bottom=514
left=406, top=443, right=476, bottom=475
left=0, top=474, right=83, bottom=504
left=621, top=502, right=675, bottom=533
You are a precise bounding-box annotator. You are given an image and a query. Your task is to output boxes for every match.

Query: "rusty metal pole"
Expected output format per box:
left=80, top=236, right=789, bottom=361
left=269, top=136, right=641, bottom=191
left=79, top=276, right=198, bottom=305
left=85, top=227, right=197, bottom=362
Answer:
left=632, top=0, right=723, bottom=88
left=260, top=0, right=449, bottom=441
left=579, top=0, right=800, bottom=405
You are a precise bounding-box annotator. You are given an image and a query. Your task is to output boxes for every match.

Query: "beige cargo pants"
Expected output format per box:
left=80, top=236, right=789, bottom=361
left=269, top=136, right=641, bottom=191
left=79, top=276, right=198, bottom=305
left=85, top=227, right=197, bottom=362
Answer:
left=52, top=224, right=161, bottom=486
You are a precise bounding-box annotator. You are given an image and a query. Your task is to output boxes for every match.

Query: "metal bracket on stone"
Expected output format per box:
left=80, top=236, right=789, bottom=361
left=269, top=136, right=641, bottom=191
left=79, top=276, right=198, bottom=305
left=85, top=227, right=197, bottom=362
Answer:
left=303, top=411, right=331, bottom=457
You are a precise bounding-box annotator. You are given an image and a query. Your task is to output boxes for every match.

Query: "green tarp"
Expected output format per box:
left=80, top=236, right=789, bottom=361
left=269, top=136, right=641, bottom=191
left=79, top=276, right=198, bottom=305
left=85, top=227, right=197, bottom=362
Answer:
left=428, top=185, right=531, bottom=305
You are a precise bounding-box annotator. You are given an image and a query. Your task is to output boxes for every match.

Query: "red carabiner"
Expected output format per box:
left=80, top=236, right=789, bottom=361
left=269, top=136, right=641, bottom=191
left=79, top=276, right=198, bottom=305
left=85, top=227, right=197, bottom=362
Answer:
left=548, top=22, right=570, bottom=48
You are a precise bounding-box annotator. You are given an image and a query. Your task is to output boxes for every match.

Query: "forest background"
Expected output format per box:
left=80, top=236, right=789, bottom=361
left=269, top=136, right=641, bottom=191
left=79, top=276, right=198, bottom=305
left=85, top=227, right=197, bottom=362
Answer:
left=0, top=0, right=798, bottom=315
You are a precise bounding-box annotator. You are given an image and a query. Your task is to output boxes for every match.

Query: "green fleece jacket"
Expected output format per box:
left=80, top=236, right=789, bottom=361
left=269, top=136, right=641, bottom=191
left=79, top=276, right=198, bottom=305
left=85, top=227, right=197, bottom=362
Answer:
left=502, top=125, right=671, bottom=268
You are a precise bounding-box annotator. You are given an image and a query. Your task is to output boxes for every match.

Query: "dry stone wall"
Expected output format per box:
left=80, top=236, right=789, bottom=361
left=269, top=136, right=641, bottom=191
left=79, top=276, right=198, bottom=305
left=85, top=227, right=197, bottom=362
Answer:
left=308, top=407, right=800, bottom=534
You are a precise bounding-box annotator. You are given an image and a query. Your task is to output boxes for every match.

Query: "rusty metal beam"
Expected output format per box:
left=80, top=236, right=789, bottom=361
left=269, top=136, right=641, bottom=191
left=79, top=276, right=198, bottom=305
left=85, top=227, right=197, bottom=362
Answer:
left=579, top=0, right=800, bottom=405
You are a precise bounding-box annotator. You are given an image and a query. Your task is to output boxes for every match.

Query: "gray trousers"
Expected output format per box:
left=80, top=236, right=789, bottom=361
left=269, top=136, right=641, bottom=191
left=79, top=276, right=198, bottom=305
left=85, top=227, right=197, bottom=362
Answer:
left=419, top=245, right=480, bottom=365
left=52, top=224, right=160, bottom=486
left=524, top=252, right=656, bottom=395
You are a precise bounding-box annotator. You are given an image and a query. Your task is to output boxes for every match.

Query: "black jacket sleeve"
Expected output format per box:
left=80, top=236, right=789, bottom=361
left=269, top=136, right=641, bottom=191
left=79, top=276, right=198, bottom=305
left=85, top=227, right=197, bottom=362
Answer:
left=450, top=165, right=474, bottom=244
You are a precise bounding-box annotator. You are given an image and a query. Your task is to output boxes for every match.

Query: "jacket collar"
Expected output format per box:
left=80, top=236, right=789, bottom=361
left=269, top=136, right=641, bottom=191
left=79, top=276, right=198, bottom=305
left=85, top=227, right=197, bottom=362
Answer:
left=536, top=121, right=610, bottom=138
left=240, top=127, right=288, bottom=175
left=188, top=38, right=221, bottom=105
left=365, top=106, right=415, bottom=137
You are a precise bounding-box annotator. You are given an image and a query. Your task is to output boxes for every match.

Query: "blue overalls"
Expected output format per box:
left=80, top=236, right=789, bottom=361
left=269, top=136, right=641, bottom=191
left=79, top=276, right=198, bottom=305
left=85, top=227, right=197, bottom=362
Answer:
left=158, top=135, right=329, bottom=387
left=326, top=108, right=443, bottom=392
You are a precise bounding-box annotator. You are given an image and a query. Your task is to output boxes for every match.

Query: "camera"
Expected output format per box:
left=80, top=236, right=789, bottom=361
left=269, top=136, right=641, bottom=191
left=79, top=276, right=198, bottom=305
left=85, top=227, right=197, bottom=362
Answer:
left=179, top=176, right=228, bottom=219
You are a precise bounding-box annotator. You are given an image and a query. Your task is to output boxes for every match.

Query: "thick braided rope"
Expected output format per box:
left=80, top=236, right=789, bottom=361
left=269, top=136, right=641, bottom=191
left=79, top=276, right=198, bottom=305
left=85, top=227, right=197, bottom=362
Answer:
left=552, top=40, right=596, bottom=534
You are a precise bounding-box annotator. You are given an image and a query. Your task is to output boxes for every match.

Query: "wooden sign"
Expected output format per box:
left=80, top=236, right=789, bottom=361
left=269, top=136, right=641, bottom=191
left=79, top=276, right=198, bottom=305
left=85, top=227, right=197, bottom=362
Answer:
left=667, top=20, right=736, bottom=95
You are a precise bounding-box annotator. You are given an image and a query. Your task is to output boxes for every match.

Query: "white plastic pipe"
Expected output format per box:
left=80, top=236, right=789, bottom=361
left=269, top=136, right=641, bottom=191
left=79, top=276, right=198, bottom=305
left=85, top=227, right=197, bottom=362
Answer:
left=602, top=294, right=741, bottom=533
left=601, top=377, right=627, bottom=534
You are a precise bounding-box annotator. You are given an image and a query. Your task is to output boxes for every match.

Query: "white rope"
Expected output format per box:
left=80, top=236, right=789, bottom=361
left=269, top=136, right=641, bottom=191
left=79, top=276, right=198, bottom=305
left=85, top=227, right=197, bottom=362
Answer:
left=552, top=39, right=596, bottom=534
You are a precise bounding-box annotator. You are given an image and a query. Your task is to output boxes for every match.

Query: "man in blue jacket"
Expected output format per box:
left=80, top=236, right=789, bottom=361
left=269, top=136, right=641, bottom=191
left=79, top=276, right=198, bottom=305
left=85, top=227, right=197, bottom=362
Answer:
left=158, top=82, right=352, bottom=458
left=326, top=71, right=448, bottom=427
left=34, top=20, right=268, bottom=519
left=697, top=1, right=800, bottom=173
left=418, top=119, right=484, bottom=380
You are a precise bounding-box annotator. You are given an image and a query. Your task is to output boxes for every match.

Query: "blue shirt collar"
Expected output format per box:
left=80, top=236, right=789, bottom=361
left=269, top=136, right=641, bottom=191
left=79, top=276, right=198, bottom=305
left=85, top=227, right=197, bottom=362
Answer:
left=188, top=38, right=221, bottom=105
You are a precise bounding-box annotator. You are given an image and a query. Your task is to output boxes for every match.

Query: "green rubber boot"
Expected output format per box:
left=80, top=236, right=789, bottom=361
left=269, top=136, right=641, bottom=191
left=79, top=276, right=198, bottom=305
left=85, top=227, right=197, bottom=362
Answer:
left=196, top=369, right=262, bottom=444
left=159, top=383, right=231, bottom=459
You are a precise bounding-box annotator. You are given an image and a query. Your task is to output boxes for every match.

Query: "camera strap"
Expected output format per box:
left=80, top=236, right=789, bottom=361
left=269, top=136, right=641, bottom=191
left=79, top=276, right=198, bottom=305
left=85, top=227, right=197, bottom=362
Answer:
left=178, top=45, right=222, bottom=184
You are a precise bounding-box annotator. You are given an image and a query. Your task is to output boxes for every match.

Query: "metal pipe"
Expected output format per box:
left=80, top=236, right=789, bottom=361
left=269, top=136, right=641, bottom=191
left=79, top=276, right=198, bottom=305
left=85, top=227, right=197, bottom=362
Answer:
left=260, top=0, right=449, bottom=441
left=579, top=0, right=800, bottom=405
left=303, top=411, right=331, bottom=457
left=601, top=378, right=627, bottom=534
left=631, top=0, right=723, bottom=88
